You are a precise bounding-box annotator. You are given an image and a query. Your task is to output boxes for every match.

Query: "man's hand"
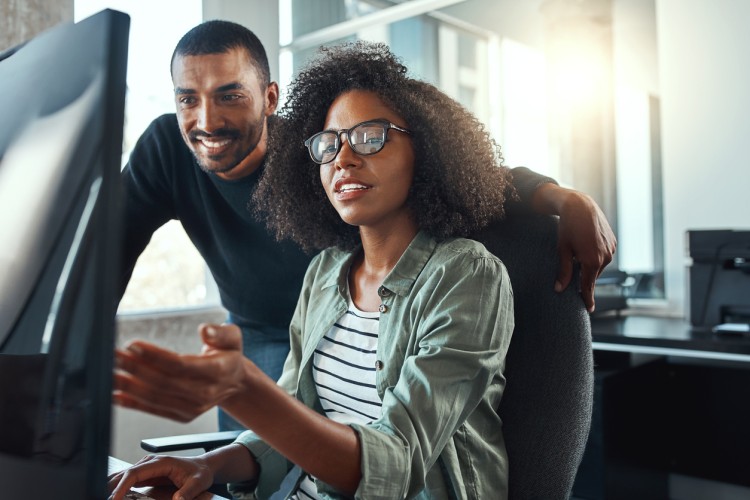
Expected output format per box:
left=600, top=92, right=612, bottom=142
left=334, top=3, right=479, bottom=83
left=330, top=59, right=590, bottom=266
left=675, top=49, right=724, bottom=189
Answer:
left=108, top=454, right=215, bottom=500
left=113, top=323, right=251, bottom=423
left=532, top=184, right=617, bottom=312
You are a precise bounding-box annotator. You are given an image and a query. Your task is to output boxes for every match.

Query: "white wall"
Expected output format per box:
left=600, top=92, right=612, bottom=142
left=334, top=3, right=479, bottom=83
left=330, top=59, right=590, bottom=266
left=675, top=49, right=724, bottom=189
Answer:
left=203, top=0, right=280, bottom=82
left=657, top=0, right=750, bottom=314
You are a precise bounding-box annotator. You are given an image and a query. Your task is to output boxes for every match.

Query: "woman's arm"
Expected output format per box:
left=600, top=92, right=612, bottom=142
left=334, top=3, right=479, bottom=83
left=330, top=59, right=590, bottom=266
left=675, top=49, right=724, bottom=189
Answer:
left=113, top=323, right=364, bottom=496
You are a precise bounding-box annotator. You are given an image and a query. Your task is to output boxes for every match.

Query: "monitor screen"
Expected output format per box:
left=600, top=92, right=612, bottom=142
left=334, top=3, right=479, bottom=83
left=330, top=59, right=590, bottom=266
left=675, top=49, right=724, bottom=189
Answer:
left=0, top=9, right=129, bottom=499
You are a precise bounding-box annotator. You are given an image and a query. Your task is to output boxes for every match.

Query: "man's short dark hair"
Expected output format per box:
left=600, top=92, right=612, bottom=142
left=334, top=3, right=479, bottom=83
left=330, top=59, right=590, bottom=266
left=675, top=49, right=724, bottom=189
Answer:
left=171, top=20, right=271, bottom=87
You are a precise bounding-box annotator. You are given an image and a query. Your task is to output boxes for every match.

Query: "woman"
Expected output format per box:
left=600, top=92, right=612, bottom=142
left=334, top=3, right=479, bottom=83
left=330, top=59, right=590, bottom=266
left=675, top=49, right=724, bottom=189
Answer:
left=110, top=42, right=515, bottom=500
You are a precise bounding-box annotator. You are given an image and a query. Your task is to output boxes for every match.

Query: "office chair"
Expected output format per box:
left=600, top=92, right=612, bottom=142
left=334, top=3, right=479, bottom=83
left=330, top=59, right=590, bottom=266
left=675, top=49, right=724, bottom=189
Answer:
left=474, top=212, right=594, bottom=499
left=141, top=213, right=594, bottom=499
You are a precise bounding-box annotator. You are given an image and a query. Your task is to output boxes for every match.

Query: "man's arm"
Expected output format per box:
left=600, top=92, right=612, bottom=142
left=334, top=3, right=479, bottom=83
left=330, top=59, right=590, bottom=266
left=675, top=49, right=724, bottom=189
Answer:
left=117, top=116, right=180, bottom=302
left=508, top=167, right=617, bottom=312
left=118, top=165, right=170, bottom=299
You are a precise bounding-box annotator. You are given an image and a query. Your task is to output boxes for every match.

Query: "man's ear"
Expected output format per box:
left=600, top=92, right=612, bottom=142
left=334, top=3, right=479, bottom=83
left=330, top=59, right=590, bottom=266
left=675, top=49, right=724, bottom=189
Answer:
left=265, top=81, right=279, bottom=115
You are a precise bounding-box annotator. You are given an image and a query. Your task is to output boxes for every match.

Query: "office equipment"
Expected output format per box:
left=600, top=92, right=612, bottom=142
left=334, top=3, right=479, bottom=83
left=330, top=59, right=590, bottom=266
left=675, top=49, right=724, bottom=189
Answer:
left=592, top=268, right=631, bottom=314
left=688, top=229, right=750, bottom=328
left=0, top=9, right=129, bottom=499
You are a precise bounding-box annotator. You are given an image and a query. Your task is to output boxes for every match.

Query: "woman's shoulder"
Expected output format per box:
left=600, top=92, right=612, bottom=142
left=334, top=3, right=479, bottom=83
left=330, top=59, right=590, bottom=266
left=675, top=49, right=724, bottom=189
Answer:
left=433, top=237, right=503, bottom=265
left=422, top=237, right=508, bottom=282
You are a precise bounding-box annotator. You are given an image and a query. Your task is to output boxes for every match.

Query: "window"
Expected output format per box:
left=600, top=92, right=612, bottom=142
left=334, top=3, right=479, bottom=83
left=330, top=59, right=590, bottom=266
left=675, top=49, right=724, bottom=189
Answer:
left=281, top=0, right=665, bottom=300
left=75, top=0, right=220, bottom=312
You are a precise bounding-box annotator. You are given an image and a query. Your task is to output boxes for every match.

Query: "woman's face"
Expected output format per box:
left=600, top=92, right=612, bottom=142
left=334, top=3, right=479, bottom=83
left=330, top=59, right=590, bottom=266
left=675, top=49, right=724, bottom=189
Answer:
left=318, top=90, right=415, bottom=232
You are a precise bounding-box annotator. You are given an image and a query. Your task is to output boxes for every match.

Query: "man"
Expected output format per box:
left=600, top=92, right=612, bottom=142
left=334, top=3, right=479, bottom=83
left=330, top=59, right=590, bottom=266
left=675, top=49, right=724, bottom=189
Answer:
left=119, top=20, right=615, bottom=431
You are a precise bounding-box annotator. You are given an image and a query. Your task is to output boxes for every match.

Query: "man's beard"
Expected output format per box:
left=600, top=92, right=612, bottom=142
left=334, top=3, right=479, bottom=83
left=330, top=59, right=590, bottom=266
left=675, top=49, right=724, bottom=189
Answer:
left=191, top=115, right=264, bottom=175
left=194, top=136, right=257, bottom=175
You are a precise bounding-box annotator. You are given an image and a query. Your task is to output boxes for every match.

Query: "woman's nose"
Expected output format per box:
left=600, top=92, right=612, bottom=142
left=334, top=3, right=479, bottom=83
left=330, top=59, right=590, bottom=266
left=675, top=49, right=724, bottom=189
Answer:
left=333, top=133, right=361, bottom=169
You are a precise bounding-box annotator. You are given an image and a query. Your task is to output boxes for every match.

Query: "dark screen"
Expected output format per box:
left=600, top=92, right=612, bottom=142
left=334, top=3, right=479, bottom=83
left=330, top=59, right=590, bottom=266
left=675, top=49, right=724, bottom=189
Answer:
left=0, top=9, right=129, bottom=499
left=688, top=229, right=750, bottom=328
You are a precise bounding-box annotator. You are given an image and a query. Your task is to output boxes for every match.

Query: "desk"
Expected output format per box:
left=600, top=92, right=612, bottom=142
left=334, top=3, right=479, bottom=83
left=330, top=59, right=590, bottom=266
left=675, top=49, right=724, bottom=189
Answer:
left=591, top=314, right=750, bottom=363
left=573, top=314, right=750, bottom=500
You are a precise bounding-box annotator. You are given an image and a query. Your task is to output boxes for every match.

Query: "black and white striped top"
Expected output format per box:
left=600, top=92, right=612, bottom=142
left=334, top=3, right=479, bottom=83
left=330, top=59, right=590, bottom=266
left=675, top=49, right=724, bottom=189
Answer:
left=294, top=296, right=382, bottom=499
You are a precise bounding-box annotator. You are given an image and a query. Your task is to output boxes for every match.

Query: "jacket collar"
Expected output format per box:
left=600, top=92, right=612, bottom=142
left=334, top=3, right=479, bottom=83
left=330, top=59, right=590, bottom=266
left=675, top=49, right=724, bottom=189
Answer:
left=319, top=230, right=437, bottom=297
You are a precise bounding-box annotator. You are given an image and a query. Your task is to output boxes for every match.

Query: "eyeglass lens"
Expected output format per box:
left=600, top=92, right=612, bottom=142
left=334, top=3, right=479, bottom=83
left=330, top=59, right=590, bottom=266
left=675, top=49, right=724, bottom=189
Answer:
left=310, top=122, right=388, bottom=164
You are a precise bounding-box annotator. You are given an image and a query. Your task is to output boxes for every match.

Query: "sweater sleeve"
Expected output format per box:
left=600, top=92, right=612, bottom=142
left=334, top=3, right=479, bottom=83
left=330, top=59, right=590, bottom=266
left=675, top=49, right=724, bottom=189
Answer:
left=506, top=166, right=558, bottom=214
left=118, top=115, right=179, bottom=300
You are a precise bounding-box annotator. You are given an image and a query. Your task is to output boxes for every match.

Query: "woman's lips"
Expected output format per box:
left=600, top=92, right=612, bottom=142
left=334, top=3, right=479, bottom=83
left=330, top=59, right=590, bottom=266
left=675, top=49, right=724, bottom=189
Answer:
left=334, top=178, right=372, bottom=200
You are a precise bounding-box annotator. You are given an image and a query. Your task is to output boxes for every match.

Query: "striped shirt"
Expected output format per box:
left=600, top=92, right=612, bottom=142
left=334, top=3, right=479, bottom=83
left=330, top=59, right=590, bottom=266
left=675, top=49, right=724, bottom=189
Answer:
left=294, top=296, right=382, bottom=499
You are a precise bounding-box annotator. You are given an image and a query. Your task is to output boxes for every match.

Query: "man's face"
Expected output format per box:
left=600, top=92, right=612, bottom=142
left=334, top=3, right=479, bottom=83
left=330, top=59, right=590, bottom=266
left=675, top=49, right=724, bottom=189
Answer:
left=171, top=47, right=277, bottom=179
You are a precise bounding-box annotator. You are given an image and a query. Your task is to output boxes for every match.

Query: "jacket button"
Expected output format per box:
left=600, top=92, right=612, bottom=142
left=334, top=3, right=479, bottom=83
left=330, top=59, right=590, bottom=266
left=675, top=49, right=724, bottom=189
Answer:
left=378, top=286, right=391, bottom=297
left=375, top=360, right=384, bottom=370
left=378, top=304, right=388, bottom=313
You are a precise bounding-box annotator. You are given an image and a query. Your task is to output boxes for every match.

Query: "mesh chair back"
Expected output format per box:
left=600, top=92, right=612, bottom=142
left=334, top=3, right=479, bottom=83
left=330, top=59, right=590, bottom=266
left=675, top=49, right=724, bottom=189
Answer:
left=473, top=213, right=594, bottom=500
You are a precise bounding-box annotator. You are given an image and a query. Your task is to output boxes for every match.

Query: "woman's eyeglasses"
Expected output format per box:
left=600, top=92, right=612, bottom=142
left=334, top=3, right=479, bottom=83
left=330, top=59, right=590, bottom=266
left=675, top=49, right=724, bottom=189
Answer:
left=304, top=119, right=411, bottom=165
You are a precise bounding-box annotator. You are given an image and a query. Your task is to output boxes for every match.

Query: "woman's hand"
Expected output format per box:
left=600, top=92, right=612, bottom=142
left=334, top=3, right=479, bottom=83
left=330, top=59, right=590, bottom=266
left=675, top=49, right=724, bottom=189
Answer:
left=113, top=323, right=250, bottom=423
left=108, top=454, right=215, bottom=500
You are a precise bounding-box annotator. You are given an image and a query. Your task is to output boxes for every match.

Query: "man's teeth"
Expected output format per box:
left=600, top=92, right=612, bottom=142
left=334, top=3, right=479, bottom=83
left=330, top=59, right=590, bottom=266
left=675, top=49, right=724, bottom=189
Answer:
left=200, top=138, right=231, bottom=148
left=338, top=183, right=369, bottom=193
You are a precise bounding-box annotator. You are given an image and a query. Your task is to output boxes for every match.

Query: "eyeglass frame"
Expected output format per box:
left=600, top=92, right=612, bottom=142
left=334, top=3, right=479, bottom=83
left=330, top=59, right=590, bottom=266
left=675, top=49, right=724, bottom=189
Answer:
left=303, top=119, right=412, bottom=165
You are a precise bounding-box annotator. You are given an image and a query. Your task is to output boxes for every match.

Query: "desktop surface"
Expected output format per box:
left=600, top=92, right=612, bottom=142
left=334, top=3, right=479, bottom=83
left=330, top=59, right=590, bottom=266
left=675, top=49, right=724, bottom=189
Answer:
left=591, top=313, right=750, bottom=362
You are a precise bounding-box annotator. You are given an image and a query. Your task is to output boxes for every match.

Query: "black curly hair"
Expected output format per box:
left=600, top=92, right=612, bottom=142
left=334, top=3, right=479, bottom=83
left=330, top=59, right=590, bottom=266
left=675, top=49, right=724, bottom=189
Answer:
left=253, top=41, right=513, bottom=252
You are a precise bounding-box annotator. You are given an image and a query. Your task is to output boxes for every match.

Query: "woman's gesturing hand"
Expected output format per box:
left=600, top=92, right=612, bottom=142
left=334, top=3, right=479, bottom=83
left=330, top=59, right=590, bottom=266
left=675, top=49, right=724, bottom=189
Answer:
left=113, top=323, right=250, bottom=423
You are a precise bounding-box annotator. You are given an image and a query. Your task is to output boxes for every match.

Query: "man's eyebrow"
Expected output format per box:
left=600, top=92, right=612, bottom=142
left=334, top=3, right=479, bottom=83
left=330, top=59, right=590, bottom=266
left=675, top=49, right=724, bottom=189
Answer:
left=174, top=83, right=245, bottom=96
left=216, top=82, right=245, bottom=92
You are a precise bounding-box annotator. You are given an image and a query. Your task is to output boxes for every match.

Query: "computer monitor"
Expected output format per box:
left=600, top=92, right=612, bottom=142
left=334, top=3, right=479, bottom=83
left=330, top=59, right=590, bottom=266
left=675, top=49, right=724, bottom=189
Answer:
left=688, top=229, right=750, bottom=328
left=0, top=9, right=129, bottom=499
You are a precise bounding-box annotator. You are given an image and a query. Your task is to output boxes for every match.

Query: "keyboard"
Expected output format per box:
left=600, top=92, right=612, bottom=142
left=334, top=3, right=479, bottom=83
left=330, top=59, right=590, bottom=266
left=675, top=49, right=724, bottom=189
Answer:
left=107, top=456, right=156, bottom=500
left=123, top=492, right=156, bottom=500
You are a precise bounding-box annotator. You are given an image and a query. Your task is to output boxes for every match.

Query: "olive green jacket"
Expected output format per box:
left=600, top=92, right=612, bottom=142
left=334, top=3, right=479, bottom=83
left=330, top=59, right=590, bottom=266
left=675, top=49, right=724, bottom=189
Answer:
left=230, top=231, right=514, bottom=499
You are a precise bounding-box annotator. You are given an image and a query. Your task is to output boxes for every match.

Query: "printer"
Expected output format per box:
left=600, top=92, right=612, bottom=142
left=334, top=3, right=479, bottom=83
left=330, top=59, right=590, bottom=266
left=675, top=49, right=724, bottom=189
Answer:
left=688, top=229, right=750, bottom=329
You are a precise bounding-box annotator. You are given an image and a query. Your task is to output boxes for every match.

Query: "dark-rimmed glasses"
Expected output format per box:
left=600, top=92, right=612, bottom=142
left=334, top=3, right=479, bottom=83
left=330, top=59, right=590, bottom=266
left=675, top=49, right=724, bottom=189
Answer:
left=304, top=119, right=411, bottom=165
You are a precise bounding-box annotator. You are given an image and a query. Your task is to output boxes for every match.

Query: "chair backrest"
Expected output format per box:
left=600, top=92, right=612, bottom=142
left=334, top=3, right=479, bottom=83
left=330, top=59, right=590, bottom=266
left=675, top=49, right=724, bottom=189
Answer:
left=473, top=213, right=594, bottom=500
